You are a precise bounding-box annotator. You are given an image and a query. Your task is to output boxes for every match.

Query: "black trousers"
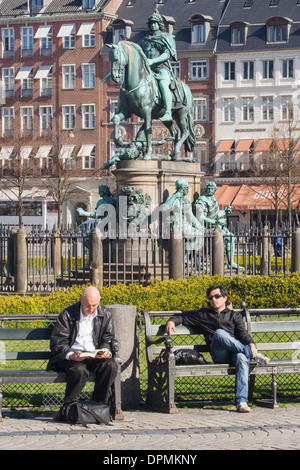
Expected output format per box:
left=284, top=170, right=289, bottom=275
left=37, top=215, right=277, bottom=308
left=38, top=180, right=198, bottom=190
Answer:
left=57, top=357, right=118, bottom=405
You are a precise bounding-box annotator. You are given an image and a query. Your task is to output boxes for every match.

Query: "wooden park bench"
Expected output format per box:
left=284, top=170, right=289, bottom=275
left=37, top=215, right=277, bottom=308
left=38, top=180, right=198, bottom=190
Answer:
left=0, top=314, right=123, bottom=421
left=143, top=304, right=300, bottom=413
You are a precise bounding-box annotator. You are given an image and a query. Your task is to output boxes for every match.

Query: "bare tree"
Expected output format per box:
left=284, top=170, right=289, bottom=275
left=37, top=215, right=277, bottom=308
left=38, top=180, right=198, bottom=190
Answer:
left=250, top=119, right=300, bottom=227
left=0, top=137, right=36, bottom=226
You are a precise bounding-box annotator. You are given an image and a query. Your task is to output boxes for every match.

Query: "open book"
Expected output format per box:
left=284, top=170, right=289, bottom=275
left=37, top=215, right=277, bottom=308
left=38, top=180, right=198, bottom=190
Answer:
left=79, top=349, right=106, bottom=358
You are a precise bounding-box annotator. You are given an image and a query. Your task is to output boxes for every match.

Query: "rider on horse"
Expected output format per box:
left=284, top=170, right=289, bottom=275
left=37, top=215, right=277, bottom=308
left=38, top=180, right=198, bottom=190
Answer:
left=139, top=8, right=177, bottom=122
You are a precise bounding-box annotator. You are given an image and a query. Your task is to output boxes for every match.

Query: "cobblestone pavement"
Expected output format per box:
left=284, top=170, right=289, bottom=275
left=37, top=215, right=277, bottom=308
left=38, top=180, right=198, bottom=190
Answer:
left=1, top=404, right=300, bottom=451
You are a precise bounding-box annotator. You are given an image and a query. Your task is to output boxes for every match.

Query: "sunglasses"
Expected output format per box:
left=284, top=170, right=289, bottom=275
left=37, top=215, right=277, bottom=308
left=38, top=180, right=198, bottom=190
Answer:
left=208, top=294, right=224, bottom=300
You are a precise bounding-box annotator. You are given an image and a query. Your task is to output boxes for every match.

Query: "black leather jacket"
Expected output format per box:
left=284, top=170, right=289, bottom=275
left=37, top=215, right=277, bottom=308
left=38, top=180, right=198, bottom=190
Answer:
left=169, top=306, right=255, bottom=351
left=47, top=302, right=115, bottom=370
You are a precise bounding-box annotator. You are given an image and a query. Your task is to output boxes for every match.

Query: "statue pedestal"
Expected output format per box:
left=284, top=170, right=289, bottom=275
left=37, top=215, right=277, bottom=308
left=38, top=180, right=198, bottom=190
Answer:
left=113, top=159, right=204, bottom=207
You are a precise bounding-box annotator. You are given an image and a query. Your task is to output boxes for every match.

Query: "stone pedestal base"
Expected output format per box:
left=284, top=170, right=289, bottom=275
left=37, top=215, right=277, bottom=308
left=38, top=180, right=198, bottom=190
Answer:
left=113, top=160, right=203, bottom=206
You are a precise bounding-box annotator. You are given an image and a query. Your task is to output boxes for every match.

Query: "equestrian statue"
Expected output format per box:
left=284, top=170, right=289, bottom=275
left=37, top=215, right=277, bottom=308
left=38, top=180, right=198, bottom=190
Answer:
left=102, top=6, right=195, bottom=168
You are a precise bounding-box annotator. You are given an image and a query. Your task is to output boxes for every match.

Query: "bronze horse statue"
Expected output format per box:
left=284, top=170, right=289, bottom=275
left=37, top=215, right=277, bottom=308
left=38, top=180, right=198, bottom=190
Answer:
left=106, top=41, right=195, bottom=163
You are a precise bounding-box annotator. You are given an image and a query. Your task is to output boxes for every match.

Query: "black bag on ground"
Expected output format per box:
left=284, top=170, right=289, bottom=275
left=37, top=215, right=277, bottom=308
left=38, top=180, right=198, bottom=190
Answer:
left=154, top=348, right=206, bottom=366
left=63, top=400, right=111, bottom=425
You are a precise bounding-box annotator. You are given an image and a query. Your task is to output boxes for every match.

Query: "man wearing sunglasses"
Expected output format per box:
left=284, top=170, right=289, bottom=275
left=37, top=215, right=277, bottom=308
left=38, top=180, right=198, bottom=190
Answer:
left=165, top=283, right=269, bottom=413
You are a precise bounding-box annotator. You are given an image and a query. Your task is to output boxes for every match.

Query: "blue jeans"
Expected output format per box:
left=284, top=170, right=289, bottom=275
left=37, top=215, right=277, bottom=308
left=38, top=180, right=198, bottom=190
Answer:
left=210, top=329, right=253, bottom=405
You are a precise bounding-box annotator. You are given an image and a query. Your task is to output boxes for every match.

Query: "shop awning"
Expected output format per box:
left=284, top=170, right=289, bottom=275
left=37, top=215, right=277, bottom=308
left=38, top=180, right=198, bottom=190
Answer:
left=276, top=138, right=292, bottom=151
left=232, top=184, right=300, bottom=211
left=57, top=24, right=75, bottom=37
left=77, top=144, right=95, bottom=156
left=35, top=146, right=52, bottom=159
left=216, top=140, right=235, bottom=153
left=34, top=25, right=52, bottom=38
left=59, top=145, right=75, bottom=159
left=34, top=65, right=52, bottom=79
left=15, top=66, right=33, bottom=80
left=77, top=23, right=95, bottom=36
left=214, top=185, right=241, bottom=210
left=20, top=147, right=32, bottom=159
left=0, top=147, right=13, bottom=159
left=254, top=139, right=272, bottom=152
left=235, top=139, right=253, bottom=152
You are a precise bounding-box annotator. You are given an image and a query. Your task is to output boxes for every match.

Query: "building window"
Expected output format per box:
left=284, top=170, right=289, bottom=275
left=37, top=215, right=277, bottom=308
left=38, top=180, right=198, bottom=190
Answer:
left=223, top=98, right=235, bottom=122
left=21, top=27, right=34, bottom=57
left=262, top=60, right=274, bottom=79
left=242, top=61, right=254, bottom=79
left=268, top=24, right=287, bottom=43
left=262, top=96, right=274, bottom=120
left=171, top=61, right=181, bottom=79
left=82, top=104, right=95, bottom=129
left=21, top=107, right=33, bottom=136
left=40, top=69, right=53, bottom=97
left=224, top=62, right=235, bottom=80
left=77, top=23, right=96, bottom=47
left=281, top=96, right=293, bottom=120
left=30, top=0, right=43, bottom=14
left=64, top=32, right=75, bottom=49
left=192, top=24, right=205, bottom=44
left=114, top=28, right=126, bottom=44
left=282, top=59, right=293, bottom=78
left=62, top=105, right=76, bottom=129
left=40, top=106, right=52, bottom=135
left=40, top=31, right=53, bottom=56
left=2, top=28, right=14, bottom=58
left=2, top=107, right=14, bottom=136
left=194, top=97, right=208, bottom=121
left=62, top=65, right=76, bottom=89
left=2, top=68, right=15, bottom=98
left=242, top=97, right=254, bottom=121
left=21, top=69, right=34, bottom=97
left=82, top=0, right=95, bottom=8
left=82, top=63, right=95, bottom=88
left=190, top=60, right=208, bottom=80
left=82, top=146, right=96, bottom=169
left=231, top=27, right=245, bottom=45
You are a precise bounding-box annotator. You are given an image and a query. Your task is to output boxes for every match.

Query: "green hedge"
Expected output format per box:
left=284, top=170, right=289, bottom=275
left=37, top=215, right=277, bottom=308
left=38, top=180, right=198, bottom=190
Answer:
left=0, top=274, right=300, bottom=315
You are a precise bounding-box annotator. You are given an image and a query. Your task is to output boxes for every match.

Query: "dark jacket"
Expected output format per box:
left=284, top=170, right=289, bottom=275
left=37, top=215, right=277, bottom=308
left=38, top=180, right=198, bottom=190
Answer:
left=47, top=302, right=115, bottom=370
left=170, top=305, right=255, bottom=351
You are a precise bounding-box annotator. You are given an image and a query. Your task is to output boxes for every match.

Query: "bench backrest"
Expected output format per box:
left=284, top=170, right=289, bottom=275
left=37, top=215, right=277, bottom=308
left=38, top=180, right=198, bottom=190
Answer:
left=143, top=309, right=250, bottom=364
left=250, top=320, right=300, bottom=355
left=0, top=327, right=53, bottom=364
left=143, top=307, right=300, bottom=363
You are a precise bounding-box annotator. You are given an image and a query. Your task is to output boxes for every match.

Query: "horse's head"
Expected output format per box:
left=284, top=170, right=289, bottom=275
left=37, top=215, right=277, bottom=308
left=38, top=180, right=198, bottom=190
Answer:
left=107, top=43, right=128, bottom=84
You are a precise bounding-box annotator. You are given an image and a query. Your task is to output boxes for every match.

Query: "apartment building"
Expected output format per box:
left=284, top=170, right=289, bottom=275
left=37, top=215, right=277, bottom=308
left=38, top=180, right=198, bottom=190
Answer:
left=0, top=0, right=122, bottom=225
left=215, top=0, right=300, bottom=176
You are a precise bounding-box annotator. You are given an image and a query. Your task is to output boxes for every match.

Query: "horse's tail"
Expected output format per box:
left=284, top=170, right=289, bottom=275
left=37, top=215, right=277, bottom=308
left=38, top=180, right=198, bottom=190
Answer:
left=184, top=87, right=196, bottom=153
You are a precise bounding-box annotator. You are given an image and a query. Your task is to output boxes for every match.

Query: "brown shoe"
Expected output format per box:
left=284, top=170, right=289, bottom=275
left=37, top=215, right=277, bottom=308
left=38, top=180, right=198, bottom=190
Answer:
left=53, top=406, right=64, bottom=421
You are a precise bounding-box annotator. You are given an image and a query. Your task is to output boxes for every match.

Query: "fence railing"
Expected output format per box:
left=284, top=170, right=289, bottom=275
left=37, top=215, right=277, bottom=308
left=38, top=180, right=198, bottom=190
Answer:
left=0, top=223, right=299, bottom=293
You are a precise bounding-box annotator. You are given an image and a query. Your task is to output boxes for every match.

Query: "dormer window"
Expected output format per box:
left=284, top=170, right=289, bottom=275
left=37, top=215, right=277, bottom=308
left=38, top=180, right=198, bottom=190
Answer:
left=30, top=0, right=43, bottom=15
left=189, top=14, right=212, bottom=45
left=230, top=21, right=249, bottom=45
left=83, top=0, right=95, bottom=9
left=266, top=17, right=292, bottom=43
left=162, top=15, right=176, bottom=34
left=110, top=19, right=134, bottom=43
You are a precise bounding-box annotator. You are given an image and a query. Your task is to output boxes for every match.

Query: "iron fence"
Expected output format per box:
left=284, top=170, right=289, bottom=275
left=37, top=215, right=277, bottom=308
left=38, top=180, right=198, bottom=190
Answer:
left=0, top=222, right=298, bottom=293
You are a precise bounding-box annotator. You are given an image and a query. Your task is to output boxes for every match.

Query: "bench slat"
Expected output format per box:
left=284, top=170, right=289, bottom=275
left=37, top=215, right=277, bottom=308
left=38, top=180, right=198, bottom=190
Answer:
left=0, top=351, right=51, bottom=361
left=251, top=321, right=300, bottom=333
left=0, top=328, right=53, bottom=340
